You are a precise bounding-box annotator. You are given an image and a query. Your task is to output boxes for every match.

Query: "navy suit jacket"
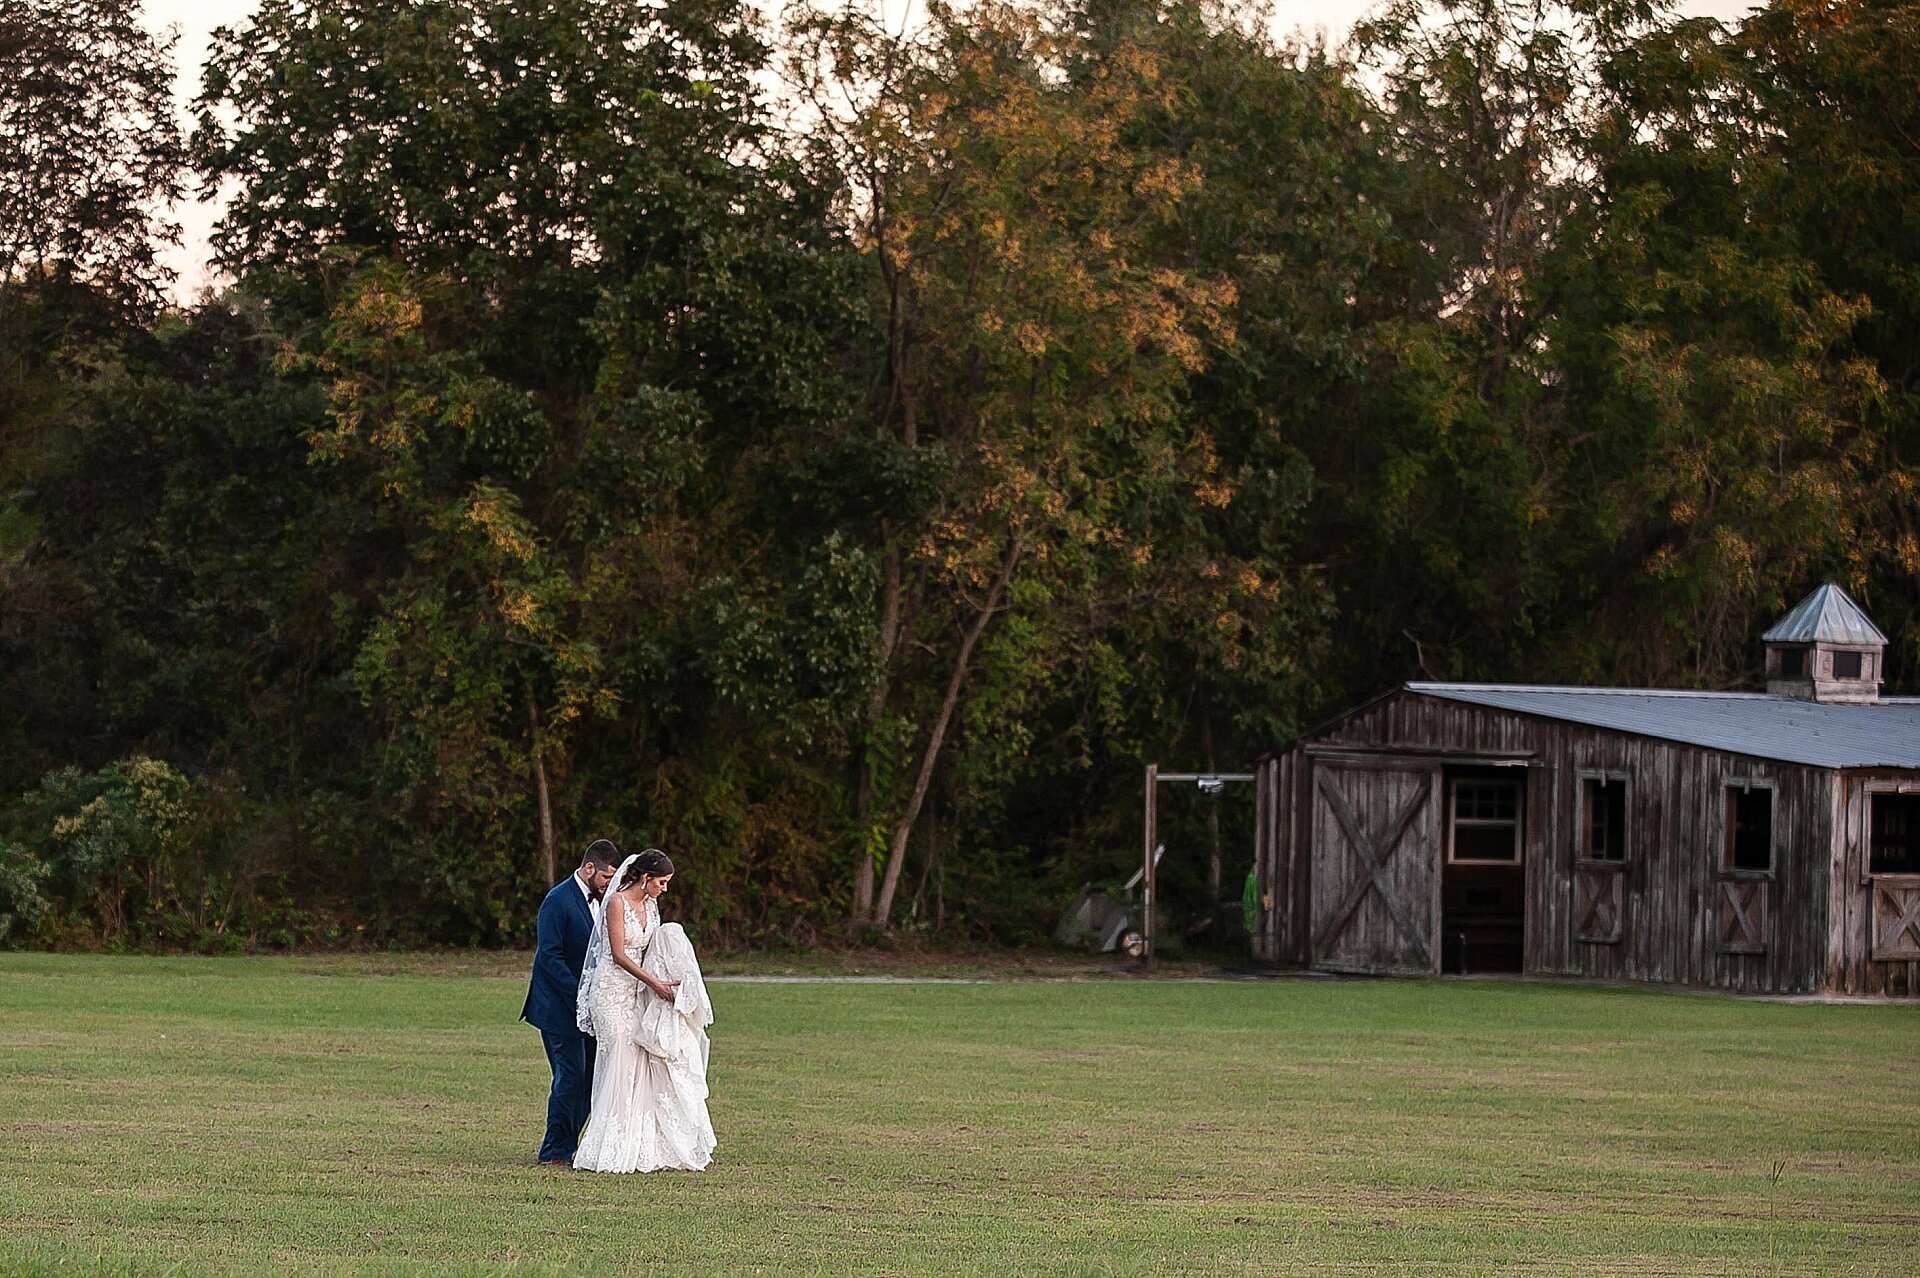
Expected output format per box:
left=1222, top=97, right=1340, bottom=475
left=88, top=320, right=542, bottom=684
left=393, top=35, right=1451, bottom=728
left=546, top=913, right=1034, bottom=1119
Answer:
left=522, top=875, right=596, bottom=1035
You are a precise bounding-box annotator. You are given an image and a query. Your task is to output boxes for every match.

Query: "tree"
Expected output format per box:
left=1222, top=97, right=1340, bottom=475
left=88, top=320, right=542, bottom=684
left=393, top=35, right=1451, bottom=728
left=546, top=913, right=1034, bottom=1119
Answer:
left=1731, top=0, right=1920, bottom=685
left=792, top=0, right=1245, bottom=930
left=1517, top=0, right=1901, bottom=684
left=197, top=0, right=876, bottom=935
left=1, top=0, right=189, bottom=620
left=1284, top=0, right=1670, bottom=692
left=0, top=0, right=185, bottom=315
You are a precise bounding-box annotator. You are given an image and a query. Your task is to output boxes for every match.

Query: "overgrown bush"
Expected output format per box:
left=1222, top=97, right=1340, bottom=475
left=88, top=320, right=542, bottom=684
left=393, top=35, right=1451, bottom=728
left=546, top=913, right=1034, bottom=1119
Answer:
left=0, top=839, right=50, bottom=942
left=0, top=757, right=281, bottom=950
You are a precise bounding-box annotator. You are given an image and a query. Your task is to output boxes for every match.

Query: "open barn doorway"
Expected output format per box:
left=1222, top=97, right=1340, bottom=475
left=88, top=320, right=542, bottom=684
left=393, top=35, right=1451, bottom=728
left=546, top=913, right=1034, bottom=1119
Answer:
left=1439, top=764, right=1528, bottom=973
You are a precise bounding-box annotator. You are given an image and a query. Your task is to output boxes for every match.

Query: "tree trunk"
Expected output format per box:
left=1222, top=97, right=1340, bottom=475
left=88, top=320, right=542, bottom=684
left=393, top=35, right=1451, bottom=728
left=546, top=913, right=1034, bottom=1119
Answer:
left=935, top=848, right=946, bottom=932
left=909, top=804, right=939, bottom=923
left=852, top=203, right=926, bottom=927
left=872, top=536, right=1022, bottom=929
left=528, top=693, right=556, bottom=886
left=851, top=803, right=877, bottom=921
left=853, top=274, right=919, bottom=925
left=852, top=544, right=906, bottom=924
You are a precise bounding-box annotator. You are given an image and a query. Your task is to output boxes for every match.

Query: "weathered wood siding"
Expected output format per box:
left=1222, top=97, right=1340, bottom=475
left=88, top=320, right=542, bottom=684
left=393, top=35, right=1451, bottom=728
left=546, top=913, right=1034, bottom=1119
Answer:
left=1251, top=750, right=1313, bottom=966
left=1264, top=690, right=1838, bottom=995
left=1250, top=755, right=1300, bottom=964
left=1830, top=771, right=1920, bottom=996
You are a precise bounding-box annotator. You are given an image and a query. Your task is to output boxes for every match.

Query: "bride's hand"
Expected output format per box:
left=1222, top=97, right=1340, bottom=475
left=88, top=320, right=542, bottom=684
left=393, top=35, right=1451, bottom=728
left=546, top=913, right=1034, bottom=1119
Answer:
left=651, top=978, right=681, bottom=998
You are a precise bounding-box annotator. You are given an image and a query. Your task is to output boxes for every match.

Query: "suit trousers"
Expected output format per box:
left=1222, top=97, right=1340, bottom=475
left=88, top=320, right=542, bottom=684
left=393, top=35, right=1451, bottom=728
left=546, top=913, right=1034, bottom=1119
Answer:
left=539, top=1027, right=597, bottom=1163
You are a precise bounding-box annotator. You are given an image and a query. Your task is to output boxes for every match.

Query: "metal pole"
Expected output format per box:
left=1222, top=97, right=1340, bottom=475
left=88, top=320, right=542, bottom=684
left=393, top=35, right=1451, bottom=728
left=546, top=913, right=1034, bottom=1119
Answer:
left=1143, top=763, right=1157, bottom=966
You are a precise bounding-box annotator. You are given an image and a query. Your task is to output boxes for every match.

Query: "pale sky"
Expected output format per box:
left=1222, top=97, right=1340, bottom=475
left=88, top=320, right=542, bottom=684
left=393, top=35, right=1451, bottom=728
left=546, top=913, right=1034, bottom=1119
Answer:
left=144, top=0, right=1760, bottom=300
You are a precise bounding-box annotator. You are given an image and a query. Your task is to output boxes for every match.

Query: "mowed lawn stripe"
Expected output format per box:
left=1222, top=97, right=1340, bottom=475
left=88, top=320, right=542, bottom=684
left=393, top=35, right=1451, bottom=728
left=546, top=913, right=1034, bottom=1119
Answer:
left=1, top=953, right=1915, bottom=1275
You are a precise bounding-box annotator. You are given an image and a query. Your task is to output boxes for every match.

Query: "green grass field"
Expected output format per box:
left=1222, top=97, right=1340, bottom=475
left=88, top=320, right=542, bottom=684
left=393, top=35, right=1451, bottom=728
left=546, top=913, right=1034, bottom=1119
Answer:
left=2, top=952, right=1916, bottom=1276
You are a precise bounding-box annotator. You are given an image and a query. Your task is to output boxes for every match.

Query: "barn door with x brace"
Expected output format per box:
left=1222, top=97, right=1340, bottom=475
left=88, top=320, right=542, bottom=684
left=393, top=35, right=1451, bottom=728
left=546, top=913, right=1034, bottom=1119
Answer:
left=1308, top=757, right=1442, bottom=976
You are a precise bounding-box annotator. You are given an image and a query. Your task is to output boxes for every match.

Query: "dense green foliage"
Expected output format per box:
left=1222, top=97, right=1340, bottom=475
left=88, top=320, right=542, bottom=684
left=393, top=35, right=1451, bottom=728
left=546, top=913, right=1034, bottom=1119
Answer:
left=2, top=0, right=1916, bottom=948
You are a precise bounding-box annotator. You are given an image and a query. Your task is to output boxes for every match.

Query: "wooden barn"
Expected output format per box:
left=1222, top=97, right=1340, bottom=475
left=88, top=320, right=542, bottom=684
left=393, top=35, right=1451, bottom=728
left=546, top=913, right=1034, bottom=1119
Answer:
left=1244, top=584, right=1920, bottom=997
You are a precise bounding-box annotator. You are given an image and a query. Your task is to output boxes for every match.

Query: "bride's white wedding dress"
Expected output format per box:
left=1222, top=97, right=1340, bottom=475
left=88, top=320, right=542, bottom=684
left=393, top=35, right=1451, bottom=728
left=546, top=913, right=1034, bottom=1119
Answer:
left=573, top=893, right=716, bottom=1173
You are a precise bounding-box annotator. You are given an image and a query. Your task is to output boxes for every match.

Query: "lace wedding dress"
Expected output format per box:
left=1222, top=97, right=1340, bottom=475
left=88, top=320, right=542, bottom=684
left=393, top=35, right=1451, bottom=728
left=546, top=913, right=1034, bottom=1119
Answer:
left=573, top=892, right=716, bottom=1173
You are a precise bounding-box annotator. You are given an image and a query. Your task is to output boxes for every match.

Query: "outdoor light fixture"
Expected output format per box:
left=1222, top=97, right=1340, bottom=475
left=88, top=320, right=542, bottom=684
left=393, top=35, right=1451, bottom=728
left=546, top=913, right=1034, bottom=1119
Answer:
left=1196, top=776, right=1227, bottom=795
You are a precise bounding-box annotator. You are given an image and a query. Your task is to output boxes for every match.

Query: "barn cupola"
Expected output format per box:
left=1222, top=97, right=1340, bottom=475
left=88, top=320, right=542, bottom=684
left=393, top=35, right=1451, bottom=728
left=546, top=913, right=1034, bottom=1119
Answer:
left=1762, top=583, right=1887, bottom=703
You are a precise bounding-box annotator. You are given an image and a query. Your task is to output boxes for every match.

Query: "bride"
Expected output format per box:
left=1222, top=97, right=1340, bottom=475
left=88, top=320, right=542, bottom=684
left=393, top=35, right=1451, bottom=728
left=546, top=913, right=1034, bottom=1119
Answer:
left=572, top=848, right=716, bottom=1173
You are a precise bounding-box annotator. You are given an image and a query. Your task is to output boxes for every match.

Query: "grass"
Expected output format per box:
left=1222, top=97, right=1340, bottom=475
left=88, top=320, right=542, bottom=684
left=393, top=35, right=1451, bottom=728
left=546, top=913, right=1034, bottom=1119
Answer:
left=2, top=952, right=1917, bottom=1276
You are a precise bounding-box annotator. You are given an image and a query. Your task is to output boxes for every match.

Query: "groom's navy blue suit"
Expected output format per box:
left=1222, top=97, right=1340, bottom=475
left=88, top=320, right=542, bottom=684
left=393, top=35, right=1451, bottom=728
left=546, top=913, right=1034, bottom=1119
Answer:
left=523, top=874, right=598, bottom=1164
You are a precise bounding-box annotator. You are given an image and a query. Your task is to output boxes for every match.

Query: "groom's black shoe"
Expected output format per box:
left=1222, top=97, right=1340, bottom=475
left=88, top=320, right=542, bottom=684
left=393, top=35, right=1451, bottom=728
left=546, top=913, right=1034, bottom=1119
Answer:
left=538, top=1157, right=572, bottom=1168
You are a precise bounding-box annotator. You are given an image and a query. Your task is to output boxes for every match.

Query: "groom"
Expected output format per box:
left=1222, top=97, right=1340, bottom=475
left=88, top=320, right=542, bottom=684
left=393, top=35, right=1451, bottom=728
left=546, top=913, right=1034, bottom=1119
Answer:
left=523, top=838, right=622, bottom=1167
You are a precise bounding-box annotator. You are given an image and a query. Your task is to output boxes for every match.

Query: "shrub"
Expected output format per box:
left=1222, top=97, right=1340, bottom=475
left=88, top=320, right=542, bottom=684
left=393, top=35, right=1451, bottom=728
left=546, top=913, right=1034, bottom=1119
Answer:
left=0, top=840, right=50, bottom=942
left=1, top=757, right=227, bottom=947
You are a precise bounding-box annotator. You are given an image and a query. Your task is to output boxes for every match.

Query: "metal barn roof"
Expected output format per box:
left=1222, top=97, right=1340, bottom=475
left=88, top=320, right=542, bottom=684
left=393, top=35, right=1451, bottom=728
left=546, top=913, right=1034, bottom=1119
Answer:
left=1406, top=683, right=1920, bottom=769
left=1761, top=583, right=1888, bottom=646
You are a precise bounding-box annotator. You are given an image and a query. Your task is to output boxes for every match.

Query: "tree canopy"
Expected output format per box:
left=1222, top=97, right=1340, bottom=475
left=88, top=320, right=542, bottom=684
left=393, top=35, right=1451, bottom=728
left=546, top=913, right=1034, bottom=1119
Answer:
left=1, top=0, right=1915, bottom=950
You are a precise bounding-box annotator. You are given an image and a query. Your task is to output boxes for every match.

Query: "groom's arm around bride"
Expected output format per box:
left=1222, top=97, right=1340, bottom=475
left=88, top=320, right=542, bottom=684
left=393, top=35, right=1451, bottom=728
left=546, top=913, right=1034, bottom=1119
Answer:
left=522, top=839, right=620, bottom=1167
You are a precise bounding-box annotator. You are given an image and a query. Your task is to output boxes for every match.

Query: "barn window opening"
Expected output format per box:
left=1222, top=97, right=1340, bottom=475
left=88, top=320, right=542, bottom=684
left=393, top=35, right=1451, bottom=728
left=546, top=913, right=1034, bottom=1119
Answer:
left=1724, top=785, right=1774, bottom=873
left=1778, top=647, right=1805, bottom=677
left=1450, top=779, right=1521, bottom=862
left=1834, top=650, right=1864, bottom=679
left=1581, top=777, right=1627, bottom=861
left=1870, top=793, right=1920, bottom=875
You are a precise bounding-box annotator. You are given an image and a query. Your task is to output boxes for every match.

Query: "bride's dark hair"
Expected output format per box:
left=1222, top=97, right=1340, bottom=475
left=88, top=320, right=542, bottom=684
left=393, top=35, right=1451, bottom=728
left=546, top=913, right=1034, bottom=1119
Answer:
left=617, top=847, right=675, bottom=891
